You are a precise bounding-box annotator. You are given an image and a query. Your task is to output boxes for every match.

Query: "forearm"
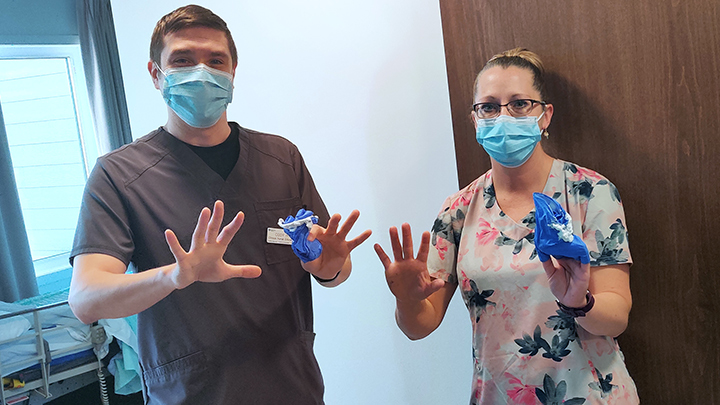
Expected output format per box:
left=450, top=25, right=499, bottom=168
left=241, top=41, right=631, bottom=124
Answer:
left=576, top=291, right=631, bottom=338
left=314, top=256, right=352, bottom=287
left=69, top=263, right=177, bottom=324
left=395, top=298, right=444, bottom=340
left=302, top=254, right=353, bottom=287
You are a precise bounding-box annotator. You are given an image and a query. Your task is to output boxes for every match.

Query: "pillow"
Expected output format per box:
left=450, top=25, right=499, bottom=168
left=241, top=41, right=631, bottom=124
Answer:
left=0, top=311, right=32, bottom=341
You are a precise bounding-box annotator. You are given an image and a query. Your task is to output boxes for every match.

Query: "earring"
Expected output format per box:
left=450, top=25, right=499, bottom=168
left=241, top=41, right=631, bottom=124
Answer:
left=542, top=128, right=549, bottom=138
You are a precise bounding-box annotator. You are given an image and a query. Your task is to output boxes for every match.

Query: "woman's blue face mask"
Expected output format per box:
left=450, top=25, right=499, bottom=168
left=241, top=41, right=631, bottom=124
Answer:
left=156, top=63, right=234, bottom=128
left=475, top=112, right=544, bottom=168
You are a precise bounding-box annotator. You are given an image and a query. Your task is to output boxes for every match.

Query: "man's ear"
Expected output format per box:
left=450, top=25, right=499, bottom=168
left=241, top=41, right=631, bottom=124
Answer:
left=148, top=60, right=162, bottom=90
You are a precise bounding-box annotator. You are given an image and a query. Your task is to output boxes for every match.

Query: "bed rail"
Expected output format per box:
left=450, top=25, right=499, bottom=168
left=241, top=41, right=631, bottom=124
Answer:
left=0, top=300, right=105, bottom=405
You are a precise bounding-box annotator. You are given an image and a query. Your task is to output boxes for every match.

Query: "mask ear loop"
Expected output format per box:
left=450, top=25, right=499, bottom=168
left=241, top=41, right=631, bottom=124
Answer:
left=153, top=63, right=168, bottom=91
left=536, top=109, right=549, bottom=138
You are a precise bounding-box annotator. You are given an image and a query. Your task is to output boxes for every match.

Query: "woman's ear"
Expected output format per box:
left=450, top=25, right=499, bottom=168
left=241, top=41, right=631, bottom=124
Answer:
left=470, top=111, right=478, bottom=130
left=541, top=103, right=554, bottom=131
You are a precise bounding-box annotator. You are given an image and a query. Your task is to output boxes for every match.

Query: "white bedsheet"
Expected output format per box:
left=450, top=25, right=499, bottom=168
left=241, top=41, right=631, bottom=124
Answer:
left=0, top=302, right=97, bottom=377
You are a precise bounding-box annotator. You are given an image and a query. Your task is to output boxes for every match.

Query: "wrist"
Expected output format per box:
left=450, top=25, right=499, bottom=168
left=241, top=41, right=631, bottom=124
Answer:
left=557, top=291, right=595, bottom=317
left=162, top=263, right=185, bottom=290
left=313, top=270, right=342, bottom=283
left=395, top=296, right=427, bottom=311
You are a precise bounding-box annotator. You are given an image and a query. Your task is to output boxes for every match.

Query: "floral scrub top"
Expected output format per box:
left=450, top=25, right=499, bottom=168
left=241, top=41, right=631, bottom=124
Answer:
left=428, top=160, right=639, bottom=405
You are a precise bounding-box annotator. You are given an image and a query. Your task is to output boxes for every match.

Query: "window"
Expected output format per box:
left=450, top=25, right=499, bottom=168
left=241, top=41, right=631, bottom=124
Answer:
left=0, top=45, right=98, bottom=284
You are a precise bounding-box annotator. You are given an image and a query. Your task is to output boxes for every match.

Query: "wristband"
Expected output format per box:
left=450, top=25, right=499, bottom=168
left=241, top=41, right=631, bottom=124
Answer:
left=313, top=270, right=341, bottom=283
left=556, top=291, right=594, bottom=317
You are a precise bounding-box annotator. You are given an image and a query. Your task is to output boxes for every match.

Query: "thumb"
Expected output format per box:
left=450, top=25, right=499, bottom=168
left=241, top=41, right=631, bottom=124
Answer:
left=226, top=264, right=262, bottom=279
left=424, top=278, right=446, bottom=297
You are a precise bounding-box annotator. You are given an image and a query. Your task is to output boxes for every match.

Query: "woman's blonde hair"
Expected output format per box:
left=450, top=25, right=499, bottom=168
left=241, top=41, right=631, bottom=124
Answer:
left=474, top=48, right=547, bottom=100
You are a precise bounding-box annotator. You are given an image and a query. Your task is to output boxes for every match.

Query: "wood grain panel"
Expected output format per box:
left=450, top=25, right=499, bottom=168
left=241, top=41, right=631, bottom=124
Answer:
left=439, top=1, right=720, bottom=403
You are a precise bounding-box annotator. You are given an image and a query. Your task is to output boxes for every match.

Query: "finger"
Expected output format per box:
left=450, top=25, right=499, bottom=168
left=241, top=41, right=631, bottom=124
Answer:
left=206, top=200, right=225, bottom=242
left=307, top=224, right=325, bottom=242
left=325, top=213, right=341, bottom=236
left=164, top=229, right=187, bottom=260
left=389, top=226, right=403, bottom=262
left=401, top=223, right=414, bottom=260
left=415, top=231, right=431, bottom=263
left=336, top=209, right=360, bottom=238
left=226, top=264, right=263, bottom=279
left=346, top=229, right=373, bottom=251
left=191, top=207, right=211, bottom=249
left=373, top=243, right=392, bottom=270
left=541, top=259, right=558, bottom=279
left=424, top=278, right=446, bottom=297
left=217, top=211, right=245, bottom=246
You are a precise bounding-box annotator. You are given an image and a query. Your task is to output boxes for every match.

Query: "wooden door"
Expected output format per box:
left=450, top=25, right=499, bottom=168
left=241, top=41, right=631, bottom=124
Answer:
left=438, top=1, right=720, bottom=403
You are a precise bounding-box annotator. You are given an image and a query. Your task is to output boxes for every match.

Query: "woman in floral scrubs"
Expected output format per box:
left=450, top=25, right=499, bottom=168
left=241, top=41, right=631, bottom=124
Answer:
left=375, top=48, right=639, bottom=404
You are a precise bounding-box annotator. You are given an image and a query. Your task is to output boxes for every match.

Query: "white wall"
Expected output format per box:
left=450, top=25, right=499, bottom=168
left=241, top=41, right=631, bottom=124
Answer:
left=111, top=1, right=472, bottom=403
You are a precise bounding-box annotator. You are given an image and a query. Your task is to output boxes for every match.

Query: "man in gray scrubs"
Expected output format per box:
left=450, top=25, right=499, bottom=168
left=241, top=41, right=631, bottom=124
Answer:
left=68, top=5, right=371, bottom=404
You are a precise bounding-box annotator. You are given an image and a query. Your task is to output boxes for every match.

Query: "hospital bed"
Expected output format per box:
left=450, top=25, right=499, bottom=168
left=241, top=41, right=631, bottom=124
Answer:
left=0, top=293, right=111, bottom=405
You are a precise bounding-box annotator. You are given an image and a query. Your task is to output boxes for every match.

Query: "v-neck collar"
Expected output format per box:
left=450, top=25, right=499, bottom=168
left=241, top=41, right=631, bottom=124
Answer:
left=150, top=123, right=250, bottom=198
left=484, top=159, right=562, bottom=241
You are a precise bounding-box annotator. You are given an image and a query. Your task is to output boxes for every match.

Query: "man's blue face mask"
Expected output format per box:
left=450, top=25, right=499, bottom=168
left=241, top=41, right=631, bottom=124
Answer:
left=156, top=63, right=234, bottom=128
left=475, top=112, right=544, bottom=168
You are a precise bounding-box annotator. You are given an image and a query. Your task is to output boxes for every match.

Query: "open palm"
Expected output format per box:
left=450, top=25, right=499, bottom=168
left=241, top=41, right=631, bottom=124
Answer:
left=374, top=223, right=445, bottom=302
left=165, top=200, right=262, bottom=289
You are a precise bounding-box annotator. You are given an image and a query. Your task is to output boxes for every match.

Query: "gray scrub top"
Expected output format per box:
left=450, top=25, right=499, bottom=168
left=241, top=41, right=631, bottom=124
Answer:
left=71, top=123, right=330, bottom=404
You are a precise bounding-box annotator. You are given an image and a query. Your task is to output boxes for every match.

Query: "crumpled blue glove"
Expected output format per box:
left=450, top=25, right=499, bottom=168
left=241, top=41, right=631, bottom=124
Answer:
left=278, top=208, right=323, bottom=263
left=533, top=192, right=590, bottom=264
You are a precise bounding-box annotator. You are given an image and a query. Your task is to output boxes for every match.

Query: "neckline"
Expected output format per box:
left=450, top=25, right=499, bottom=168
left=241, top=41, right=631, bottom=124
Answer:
left=152, top=122, right=250, bottom=197
left=484, top=159, right=561, bottom=237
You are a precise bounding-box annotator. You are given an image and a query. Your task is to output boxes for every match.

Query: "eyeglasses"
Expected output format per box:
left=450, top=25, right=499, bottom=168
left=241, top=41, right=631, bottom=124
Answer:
left=472, top=99, right=546, bottom=119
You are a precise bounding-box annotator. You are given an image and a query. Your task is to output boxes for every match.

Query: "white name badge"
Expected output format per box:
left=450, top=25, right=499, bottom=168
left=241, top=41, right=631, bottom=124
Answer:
left=266, top=228, right=293, bottom=245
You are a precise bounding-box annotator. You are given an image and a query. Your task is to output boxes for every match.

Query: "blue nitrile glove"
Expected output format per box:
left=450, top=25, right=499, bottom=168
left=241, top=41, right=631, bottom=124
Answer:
left=533, top=193, right=590, bottom=264
left=277, top=208, right=323, bottom=263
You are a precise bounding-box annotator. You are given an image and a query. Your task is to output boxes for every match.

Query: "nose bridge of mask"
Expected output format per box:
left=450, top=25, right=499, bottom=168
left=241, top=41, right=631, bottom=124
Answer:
left=161, top=63, right=233, bottom=90
left=478, top=111, right=544, bottom=127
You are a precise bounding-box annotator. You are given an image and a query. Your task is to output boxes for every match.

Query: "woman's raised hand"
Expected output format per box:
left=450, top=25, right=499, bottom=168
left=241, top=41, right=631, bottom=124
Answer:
left=374, top=223, right=445, bottom=302
left=541, top=257, right=591, bottom=308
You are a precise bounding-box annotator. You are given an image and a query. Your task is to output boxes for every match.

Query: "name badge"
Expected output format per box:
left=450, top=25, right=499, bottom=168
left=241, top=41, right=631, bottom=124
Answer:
left=267, top=228, right=293, bottom=245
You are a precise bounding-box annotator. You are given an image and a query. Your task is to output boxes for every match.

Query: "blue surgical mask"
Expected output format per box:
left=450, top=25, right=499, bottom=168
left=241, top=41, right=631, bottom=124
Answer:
left=157, top=64, right=234, bottom=128
left=475, top=112, right=544, bottom=168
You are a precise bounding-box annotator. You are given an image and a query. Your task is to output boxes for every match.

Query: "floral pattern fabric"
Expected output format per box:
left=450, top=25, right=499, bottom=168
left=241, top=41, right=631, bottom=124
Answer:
left=428, top=160, right=639, bottom=405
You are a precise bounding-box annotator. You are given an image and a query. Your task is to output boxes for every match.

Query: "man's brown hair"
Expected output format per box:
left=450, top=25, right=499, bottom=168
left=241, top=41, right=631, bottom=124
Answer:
left=150, top=4, right=238, bottom=67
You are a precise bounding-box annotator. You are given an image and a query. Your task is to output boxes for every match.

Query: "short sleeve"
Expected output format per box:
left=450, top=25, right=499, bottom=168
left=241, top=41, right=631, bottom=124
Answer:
left=70, top=160, right=134, bottom=266
left=582, top=179, right=633, bottom=267
left=427, top=192, right=470, bottom=285
left=293, top=149, right=329, bottom=226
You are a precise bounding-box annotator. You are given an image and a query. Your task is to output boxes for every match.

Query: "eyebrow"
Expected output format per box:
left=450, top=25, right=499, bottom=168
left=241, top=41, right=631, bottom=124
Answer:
left=477, top=94, right=533, bottom=103
left=167, top=49, right=231, bottom=59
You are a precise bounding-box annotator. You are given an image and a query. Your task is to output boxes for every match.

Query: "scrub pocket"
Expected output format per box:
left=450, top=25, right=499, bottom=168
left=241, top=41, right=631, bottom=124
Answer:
left=255, top=197, right=303, bottom=265
left=143, top=350, right=208, bottom=404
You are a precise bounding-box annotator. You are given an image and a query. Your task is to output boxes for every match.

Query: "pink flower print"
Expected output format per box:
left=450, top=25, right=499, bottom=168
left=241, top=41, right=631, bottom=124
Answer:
left=573, top=165, right=603, bottom=182
left=579, top=334, right=615, bottom=357
left=450, top=188, right=474, bottom=210
left=510, top=254, right=537, bottom=276
left=479, top=250, right=503, bottom=272
left=457, top=238, right=470, bottom=263
left=504, top=373, right=540, bottom=405
left=460, top=270, right=472, bottom=292
left=606, top=387, right=636, bottom=405
left=435, top=237, right=449, bottom=260
left=476, top=218, right=499, bottom=246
